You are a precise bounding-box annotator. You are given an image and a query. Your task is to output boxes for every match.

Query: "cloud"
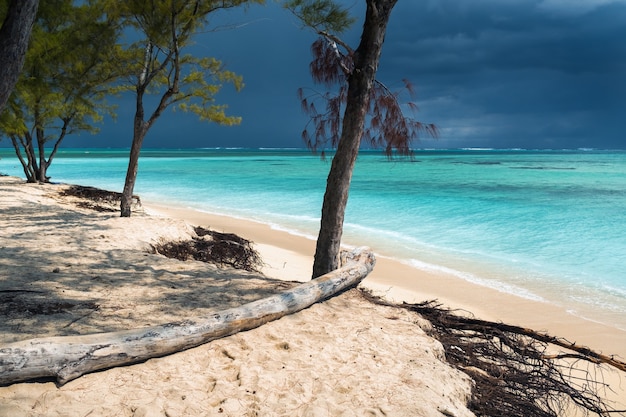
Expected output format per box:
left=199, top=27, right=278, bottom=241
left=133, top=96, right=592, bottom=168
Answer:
left=59, top=0, right=626, bottom=150
left=536, top=0, right=626, bottom=16
left=375, top=0, right=626, bottom=148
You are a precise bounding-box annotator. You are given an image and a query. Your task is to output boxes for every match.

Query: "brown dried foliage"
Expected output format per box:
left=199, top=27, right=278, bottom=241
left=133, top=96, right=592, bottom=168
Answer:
left=362, top=292, right=626, bottom=417
left=57, top=186, right=261, bottom=271
left=299, top=37, right=438, bottom=156
left=151, top=226, right=262, bottom=273
left=60, top=185, right=141, bottom=212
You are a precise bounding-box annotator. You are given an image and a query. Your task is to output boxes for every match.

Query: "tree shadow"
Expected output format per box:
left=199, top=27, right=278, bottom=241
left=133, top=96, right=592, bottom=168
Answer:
left=0, top=183, right=298, bottom=343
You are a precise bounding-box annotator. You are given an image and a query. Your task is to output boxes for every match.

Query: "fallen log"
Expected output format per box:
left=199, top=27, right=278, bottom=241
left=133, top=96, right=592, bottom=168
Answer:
left=0, top=247, right=375, bottom=386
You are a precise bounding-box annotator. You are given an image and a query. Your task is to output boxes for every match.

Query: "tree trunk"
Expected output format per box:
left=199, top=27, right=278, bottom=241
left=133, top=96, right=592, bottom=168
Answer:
left=121, top=89, right=148, bottom=217
left=11, top=133, right=39, bottom=183
left=120, top=127, right=145, bottom=217
left=10, top=136, right=33, bottom=183
left=0, top=247, right=375, bottom=386
left=0, top=0, right=39, bottom=112
left=312, top=0, right=398, bottom=278
left=36, top=127, right=48, bottom=182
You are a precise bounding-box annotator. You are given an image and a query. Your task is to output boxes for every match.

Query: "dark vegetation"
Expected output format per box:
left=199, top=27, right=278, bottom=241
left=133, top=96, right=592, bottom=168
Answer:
left=362, top=292, right=626, bottom=417
left=151, top=226, right=262, bottom=273
left=59, top=184, right=140, bottom=212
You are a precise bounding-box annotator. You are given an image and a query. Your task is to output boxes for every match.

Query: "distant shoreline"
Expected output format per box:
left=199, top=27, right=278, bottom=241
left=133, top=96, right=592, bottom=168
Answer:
left=3, top=146, right=626, bottom=153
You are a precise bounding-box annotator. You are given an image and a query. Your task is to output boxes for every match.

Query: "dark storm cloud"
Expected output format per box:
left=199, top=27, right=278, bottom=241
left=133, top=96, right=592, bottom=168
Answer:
left=379, top=0, right=626, bottom=149
left=385, top=0, right=626, bottom=75
left=61, top=0, right=626, bottom=150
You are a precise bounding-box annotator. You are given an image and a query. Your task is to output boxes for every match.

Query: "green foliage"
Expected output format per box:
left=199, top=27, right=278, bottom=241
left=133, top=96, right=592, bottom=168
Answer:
left=283, top=0, right=354, bottom=35
left=117, top=0, right=263, bottom=127
left=0, top=0, right=125, bottom=181
left=1, top=0, right=122, bottom=141
left=175, top=57, right=243, bottom=125
left=0, top=0, right=7, bottom=21
left=118, top=0, right=264, bottom=215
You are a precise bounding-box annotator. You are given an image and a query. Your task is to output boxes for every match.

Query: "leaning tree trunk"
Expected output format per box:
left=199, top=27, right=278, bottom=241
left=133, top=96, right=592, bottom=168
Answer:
left=0, top=0, right=39, bottom=112
left=121, top=90, right=149, bottom=217
left=121, top=40, right=175, bottom=217
left=0, top=247, right=375, bottom=386
left=10, top=133, right=40, bottom=183
left=312, top=0, right=398, bottom=278
left=120, top=127, right=145, bottom=217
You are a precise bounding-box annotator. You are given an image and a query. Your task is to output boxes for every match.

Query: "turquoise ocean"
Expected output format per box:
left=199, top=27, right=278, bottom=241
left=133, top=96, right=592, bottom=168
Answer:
left=2, top=148, right=625, bottom=330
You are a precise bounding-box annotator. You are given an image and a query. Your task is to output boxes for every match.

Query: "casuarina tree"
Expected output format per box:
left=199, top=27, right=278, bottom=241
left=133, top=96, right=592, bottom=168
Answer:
left=0, top=0, right=122, bottom=183
left=286, top=0, right=437, bottom=277
left=118, top=0, right=261, bottom=217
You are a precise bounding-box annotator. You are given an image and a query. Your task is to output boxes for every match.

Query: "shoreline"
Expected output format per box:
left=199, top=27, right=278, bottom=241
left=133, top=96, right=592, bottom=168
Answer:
left=150, top=201, right=626, bottom=411
left=1, top=175, right=624, bottom=414
left=148, top=201, right=626, bottom=361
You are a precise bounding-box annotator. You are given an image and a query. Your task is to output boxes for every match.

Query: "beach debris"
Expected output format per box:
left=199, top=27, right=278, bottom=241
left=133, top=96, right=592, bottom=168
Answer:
left=150, top=226, right=262, bottom=272
left=0, top=247, right=375, bottom=386
left=59, top=185, right=141, bottom=212
left=362, top=293, right=626, bottom=417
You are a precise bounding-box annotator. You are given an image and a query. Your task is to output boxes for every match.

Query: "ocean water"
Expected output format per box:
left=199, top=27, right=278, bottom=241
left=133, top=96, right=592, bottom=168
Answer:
left=2, top=148, right=625, bottom=329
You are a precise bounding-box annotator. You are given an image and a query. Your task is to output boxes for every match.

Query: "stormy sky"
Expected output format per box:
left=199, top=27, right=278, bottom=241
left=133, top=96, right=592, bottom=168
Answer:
left=66, top=0, right=626, bottom=150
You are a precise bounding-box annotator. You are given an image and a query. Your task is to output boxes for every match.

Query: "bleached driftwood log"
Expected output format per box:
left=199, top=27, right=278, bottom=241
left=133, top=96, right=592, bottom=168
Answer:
left=0, top=247, right=375, bottom=386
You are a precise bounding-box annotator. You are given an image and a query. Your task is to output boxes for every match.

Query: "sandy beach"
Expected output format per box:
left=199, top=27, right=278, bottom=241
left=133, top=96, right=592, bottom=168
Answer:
left=0, top=176, right=474, bottom=416
left=1, top=175, right=625, bottom=416
left=153, top=202, right=626, bottom=360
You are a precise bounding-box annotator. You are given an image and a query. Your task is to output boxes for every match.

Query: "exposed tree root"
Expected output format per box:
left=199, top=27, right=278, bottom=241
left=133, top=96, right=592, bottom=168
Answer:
left=151, top=226, right=263, bottom=273
left=57, top=186, right=262, bottom=271
left=361, top=292, right=626, bottom=417
left=59, top=184, right=141, bottom=212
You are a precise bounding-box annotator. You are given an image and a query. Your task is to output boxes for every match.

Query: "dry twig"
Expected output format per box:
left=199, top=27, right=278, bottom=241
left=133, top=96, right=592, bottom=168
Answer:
left=361, top=292, right=626, bottom=417
left=151, top=226, right=262, bottom=272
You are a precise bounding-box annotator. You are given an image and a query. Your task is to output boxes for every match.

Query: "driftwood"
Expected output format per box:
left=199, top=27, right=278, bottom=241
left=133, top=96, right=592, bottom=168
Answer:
left=0, top=247, right=375, bottom=386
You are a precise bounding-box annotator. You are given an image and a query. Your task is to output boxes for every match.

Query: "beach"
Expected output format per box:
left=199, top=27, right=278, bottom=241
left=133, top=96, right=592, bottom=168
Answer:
left=0, top=176, right=474, bottom=416
left=153, top=201, right=626, bottom=414
left=154, top=203, right=626, bottom=360
left=1, top=175, right=625, bottom=416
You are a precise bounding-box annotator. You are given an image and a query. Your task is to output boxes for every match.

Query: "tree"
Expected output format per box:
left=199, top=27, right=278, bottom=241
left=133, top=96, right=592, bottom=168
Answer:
left=118, top=0, right=262, bottom=217
left=286, top=0, right=437, bottom=277
left=0, top=0, right=123, bottom=182
left=0, top=0, right=39, bottom=113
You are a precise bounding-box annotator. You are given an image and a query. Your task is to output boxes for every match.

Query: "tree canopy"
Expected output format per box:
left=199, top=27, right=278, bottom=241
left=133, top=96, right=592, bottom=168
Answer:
left=286, top=0, right=437, bottom=158
left=118, top=0, right=263, bottom=216
left=0, top=0, right=123, bottom=182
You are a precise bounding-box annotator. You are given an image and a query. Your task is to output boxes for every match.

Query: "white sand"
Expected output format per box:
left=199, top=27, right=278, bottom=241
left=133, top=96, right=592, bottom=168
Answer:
left=0, top=176, right=474, bottom=417
left=150, top=199, right=626, bottom=414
